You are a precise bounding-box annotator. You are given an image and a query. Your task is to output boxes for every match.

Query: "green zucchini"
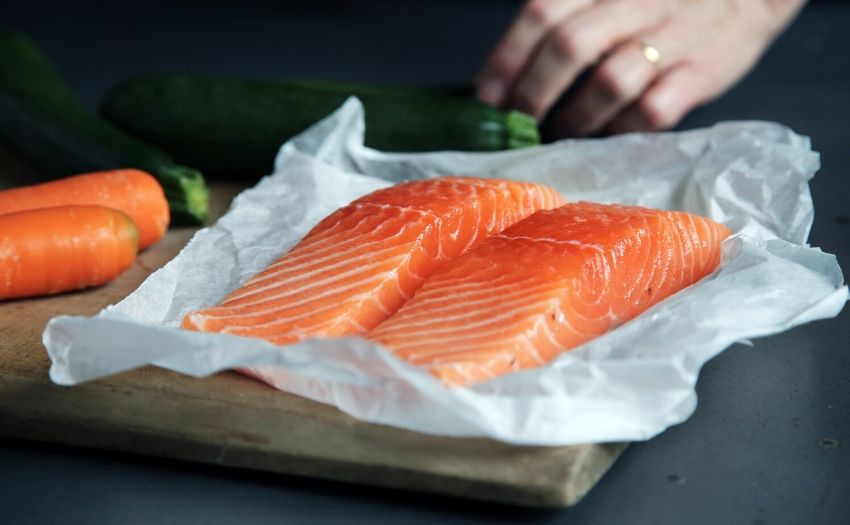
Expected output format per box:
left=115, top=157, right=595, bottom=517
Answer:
left=0, top=29, right=208, bottom=225
left=101, top=74, right=540, bottom=179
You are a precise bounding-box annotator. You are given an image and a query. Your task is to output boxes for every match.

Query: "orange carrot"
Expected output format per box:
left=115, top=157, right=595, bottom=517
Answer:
left=0, top=169, right=169, bottom=249
left=0, top=205, right=139, bottom=300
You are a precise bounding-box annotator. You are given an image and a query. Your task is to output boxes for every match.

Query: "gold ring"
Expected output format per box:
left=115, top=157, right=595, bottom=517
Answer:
left=639, top=41, right=661, bottom=68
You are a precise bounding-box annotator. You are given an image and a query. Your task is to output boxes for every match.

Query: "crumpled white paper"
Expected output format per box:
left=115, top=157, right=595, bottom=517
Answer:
left=43, top=98, right=847, bottom=446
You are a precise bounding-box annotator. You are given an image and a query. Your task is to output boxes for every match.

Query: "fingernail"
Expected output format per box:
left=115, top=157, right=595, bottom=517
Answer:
left=477, top=78, right=505, bottom=106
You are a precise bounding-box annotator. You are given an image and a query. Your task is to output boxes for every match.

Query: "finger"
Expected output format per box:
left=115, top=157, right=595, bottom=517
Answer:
left=552, top=19, right=692, bottom=137
left=507, top=0, right=673, bottom=120
left=476, top=0, right=594, bottom=106
left=551, top=42, right=659, bottom=137
left=606, top=65, right=704, bottom=134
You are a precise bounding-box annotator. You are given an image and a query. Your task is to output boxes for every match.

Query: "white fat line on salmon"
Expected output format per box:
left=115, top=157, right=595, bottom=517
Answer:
left=426, top=347, right=531, bottom=370
left=199, top=264, right=405, bottom=321
left=608, top=264, right=639, bottom=305
left=255, top=207, right=435, bottom=278
left=703, top=215, right=719, bottom=271
left=408, top=342, right=527, bottom=366
left=393, top=270, right=417, bottom=302
left=222, top=243, right=412, bottom=305
left=375, top=284, right=559, bottom=331
left=566, top=268, right=620, bottom=324
left=281, top=206, right=420, bottom=255
left=201, top=285, right=390, bottom=333
left=222, top=217, right=430, bottom=298
left=495, top=235, right=608, bottom=254
left=262, top=312, right=362, bottom=342
left=219, top=262, right=427, bottom=333
left=233, top=239, right=409, bottom=290
left=687, top=216, right=703, bottom=283
left=369, top=293, right=395, bottom=316
left=411, top=343, right=546, bottom=368
left=214, top=255, right=408, bottom=312
left=402, top=261, right=504, bottom=299
left=530, top=280, right=610, bottom=333
left=388, top=297, right=601, bottom=355
left=683, top=213, right=704, bottom=271
left=390, top=273, right=553, bottom=315
left=654, top=221, right=677, bottom=298
left=409, top=236, right=654, bottom=331
left=406, top=273, right=515, bottom=303
left=585, top=246, right=614, bottom=284
left=306, top=294, right=397, bottom=331
left=666, top=213, right=690, bottom=286
left=433, top=209, right=467, bottom=262
left=457, top=200, right=483, bottom=256
left=220, top=296, right=369, bottom=337
left=683, top=215, right=701, bottom=283
left=218, top=278, right=402, bottom=333
left=400, top=244, right=433, bottom=283
left=659, top=217, right=687, bottom=298
left=276, top=294, right=399, bottom=340
left=401, top=254, right=613, bottom=327
left=260, top=206, right=431, bottom=268
left=349, top=202, right=443, bottom=220
left=425, top=324, right=551, bottom=368
left=242, top=210, right=431, bottom=279
left=402, top=320, right=570, bottom=365
left=549, top=190, right=566, bottom=209
left=381, top=297, right=563, bottom=344
left=347, top=318, right=369, bottom=334
left=421, top=344, right=521, bottom=366
left=388, top=323, right=542, bottom=357
left=668, top=217, right=696, bottom=282
left=532, top=314, right=565, bottom=362
left=686, top=215, right=711, bottom=268
left=618, top=227, right=655, bottom=302
left=446, top=177, right=508, bottom=191
left=623, top=227, right=681, bottom=311
left=600, top=222, right=660, bottom=309
left=484, top=198, right=499, bottom=233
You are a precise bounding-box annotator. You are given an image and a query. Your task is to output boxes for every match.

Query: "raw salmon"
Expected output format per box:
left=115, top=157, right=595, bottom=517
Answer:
left=368, top=202, right=732, bottom=386
left=182, top=177, right=564, bottom=343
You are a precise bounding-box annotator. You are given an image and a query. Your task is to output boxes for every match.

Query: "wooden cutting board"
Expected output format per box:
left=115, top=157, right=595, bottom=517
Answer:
left=0, top=174, right=626, bottom=507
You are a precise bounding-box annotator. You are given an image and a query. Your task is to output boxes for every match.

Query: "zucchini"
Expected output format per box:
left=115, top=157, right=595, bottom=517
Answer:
left=0, top=29, right=208, bottom=225
left=101, top=74, right=540, bottom=179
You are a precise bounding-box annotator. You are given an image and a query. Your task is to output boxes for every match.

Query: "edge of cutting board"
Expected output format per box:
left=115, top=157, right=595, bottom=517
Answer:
left=0, top=368, right=627, bottom=507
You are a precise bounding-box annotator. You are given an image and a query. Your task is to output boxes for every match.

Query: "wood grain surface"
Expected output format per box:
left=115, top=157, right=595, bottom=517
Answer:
left=0, top=172, right=626, bottom=507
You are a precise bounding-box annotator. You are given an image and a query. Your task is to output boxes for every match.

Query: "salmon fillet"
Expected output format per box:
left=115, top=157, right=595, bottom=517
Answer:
left=368, top=202, right=732, bottom=386
left=182, top=177, right=564, bottom=343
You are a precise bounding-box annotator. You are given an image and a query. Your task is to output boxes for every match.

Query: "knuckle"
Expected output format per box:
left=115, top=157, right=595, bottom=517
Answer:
left=550, top=25, right=584, bottom=60
left=594, top=66, right=631, bottom=103
left=523, top=0, right=555, bottom=27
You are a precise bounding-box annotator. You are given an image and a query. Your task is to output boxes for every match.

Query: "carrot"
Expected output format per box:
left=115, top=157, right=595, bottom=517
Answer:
left=0, top=169, right=169, bottom=249
left=0, top=205, right=139, bottom=300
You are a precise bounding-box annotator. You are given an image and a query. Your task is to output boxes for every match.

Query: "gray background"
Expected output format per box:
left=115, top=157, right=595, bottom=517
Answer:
left=1, top=1, right=848, bottom=524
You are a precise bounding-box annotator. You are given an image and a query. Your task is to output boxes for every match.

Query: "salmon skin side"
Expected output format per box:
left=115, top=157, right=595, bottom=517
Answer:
left=368, top=202, right=732, bottom=386
left=182, top=176, right=564, bottom=344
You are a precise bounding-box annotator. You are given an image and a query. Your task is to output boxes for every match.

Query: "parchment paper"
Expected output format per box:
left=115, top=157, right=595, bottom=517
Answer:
left=43, top=98, right=847, bottom=446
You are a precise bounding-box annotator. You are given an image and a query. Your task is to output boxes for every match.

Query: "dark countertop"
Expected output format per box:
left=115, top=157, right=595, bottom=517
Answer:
left=1, top=1, right=848, bottom=523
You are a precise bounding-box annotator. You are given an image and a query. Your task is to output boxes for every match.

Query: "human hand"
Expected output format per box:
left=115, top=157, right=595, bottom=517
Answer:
left=476, top=0, right=806, bottom=137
